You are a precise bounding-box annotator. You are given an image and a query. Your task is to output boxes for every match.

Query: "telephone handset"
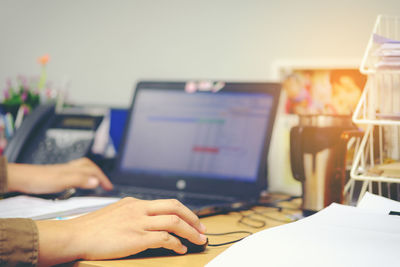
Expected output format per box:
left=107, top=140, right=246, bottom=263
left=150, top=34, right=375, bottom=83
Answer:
left=4, top=104, right=104, bottom=164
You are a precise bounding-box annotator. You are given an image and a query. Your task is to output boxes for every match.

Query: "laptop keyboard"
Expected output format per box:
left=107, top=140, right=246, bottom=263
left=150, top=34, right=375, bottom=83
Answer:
left=110, top=185, right=234, bottom=208
left=75, top=185, right=250, bottom=217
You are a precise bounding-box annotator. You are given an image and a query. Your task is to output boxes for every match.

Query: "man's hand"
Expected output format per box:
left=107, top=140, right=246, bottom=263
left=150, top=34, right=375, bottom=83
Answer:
left=36, top=197, right=207, bottom=266
left=7, top=157, right=113, bottom=194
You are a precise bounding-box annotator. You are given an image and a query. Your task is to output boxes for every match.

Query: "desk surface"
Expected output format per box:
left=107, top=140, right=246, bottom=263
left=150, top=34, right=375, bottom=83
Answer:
left=70, top=196, right=301, bottom=267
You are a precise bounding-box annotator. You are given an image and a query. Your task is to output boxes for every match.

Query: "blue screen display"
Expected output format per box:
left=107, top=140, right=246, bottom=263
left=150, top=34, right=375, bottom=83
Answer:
left=120, top=89, right=274, bottom=182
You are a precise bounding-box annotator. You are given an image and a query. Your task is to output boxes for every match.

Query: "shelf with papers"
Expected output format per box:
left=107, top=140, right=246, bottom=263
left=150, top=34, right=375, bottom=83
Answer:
left=360, top=15, right=400, bottom=75
left=346, top=15, right=400, bottom=203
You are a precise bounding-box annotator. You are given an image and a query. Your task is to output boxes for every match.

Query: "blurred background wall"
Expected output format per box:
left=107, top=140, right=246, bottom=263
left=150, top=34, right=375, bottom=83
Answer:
left=1, top=0, right=399, bottom=107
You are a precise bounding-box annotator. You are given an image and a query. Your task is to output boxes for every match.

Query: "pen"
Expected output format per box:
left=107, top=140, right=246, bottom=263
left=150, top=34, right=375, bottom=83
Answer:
left=56, top=188, right=76, bottom=200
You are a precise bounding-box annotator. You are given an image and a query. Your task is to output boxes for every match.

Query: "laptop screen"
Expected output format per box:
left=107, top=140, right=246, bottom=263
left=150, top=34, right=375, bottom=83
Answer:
left=119, top=84, right=276, bottom=183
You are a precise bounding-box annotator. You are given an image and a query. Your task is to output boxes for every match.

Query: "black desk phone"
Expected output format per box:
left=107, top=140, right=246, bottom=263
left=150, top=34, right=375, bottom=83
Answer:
left=4, top=104, right=104, bottom=164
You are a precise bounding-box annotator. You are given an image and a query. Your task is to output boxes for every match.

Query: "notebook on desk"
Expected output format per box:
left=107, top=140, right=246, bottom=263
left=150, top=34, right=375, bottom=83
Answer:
left=88, top=81, right=281, bottom=217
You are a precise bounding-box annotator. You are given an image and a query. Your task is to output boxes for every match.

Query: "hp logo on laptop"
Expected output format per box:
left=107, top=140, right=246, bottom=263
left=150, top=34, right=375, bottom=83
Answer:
left=176, top=179, right=186, bottom=190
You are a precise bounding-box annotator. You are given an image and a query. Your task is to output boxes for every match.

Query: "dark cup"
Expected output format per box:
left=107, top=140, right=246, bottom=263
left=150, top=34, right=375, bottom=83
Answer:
left=290, top=115, right=357, bottom=215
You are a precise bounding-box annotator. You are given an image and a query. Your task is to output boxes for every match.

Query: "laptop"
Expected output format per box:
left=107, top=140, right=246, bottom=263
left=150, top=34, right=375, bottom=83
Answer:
left=95, top=81, right=280, bottom=217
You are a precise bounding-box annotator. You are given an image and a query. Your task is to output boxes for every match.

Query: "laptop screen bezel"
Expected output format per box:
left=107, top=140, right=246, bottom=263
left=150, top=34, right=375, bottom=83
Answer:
left=112, top=81, right=281, bottom=199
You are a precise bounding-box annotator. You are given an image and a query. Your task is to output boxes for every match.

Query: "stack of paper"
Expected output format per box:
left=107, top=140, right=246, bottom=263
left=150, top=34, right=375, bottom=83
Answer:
left=373, top=33, right=400, bottom=69
left=0, top=195, right=120, bottom=220
left=206, top=193, right=400, bottom=267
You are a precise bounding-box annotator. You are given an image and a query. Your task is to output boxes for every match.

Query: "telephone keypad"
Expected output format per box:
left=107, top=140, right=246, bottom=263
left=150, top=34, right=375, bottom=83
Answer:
left=28, top=129, right=95, bottom=164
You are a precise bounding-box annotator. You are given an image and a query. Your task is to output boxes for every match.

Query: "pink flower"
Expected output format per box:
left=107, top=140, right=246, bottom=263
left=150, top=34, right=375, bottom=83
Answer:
left=3, top=89, right=10, bottom=99
left=21, top=92, right=28, bottom=102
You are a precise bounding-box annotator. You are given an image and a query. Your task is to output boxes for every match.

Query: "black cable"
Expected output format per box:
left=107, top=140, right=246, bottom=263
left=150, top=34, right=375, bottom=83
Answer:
left=236, top=196, right=302, bottom=228
left=206, top=231, right=253, bottom=247
left=249, top=207, right=295, bottom=223
left=206, top=230, right=253, bottom=236
left=205, top=195, right=302, bottom=246
left=238, top=211, right=267, bottom=228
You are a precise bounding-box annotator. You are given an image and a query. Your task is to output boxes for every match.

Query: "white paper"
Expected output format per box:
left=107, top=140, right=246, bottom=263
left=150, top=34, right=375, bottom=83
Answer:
left=206, top=202, right=400, bottom=267
left=357, top=192, right=400, bottom=214
left=0, top=195, right=120, bottom=220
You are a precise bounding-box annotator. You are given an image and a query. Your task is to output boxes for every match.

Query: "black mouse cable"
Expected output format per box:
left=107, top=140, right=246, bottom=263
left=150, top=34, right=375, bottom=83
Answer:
left=248, top=207, right=296, bottom=223
left=237, top=205, right=299, bottom=228
left=237, top=210, right=267, bottom=229
left=205, top=231, right=253, bottom=246
left=204, top=196, right=302, bottom=246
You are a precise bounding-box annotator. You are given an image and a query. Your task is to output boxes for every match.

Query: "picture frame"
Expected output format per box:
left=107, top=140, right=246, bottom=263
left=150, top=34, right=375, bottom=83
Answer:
left=272, top=60, right=367, bottom=115
left=267, top=59, right=367, bottom=195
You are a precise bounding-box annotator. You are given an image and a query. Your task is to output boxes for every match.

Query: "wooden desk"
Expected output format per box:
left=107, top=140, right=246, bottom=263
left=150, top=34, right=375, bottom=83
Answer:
left=70, top=197, right=301, bottom=267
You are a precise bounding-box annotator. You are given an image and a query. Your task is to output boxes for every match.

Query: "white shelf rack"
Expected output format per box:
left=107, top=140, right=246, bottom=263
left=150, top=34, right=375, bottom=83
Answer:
left=345, top=15, right=400, bottom=203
